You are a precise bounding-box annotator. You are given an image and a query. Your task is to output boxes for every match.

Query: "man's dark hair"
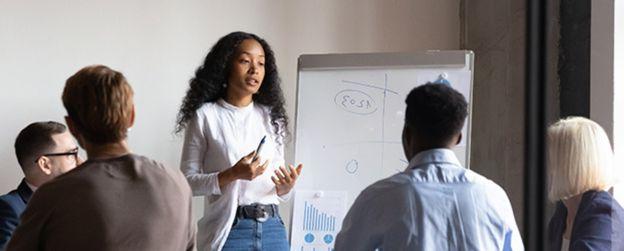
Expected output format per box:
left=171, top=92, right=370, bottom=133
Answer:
left=405, top=83, right=468, bottom=145
left=14, top=121, right=67, bottom=169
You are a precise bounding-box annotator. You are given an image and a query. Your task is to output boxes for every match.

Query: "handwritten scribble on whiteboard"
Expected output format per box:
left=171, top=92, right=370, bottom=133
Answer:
left=333, top=89, right=377, bottom=115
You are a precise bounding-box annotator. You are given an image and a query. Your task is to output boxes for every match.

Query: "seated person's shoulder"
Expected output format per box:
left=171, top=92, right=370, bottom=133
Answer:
left=371, top=171, right=414, bottom=188
left=465, top=169, right=510, bottom=196
left=101, top=154, right=173, bottom=177
left=612, top=183, right=624, bottom=207
left=0, top=193, right=20, bottom=232
left=128, top=154, right=190, bottom=190
left=462, top=170, right=516, bottom=216
left=131, top=154, right=182, bottom=177
left=32, top=165, right=98, bottom=201
left=0, top=189, right=19, bottom=202
left=580, top=190, right=622, bottom=214
left=130, top=154, right=164, bottom=168
left=358, top=172, right=418, bottom=202
left=0, top=192, right=21, bottom=212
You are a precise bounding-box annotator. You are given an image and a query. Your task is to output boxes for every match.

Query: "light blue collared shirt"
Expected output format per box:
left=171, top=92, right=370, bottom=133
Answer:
left=335, top=149, right=524, bottom=251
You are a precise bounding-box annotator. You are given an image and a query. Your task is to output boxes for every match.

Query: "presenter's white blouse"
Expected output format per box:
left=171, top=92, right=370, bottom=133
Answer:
left=180, top=99, right=288, bottom=251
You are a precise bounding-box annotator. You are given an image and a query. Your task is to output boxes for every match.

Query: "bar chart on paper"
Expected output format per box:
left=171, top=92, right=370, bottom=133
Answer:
left=303, top=202, right=337, bottom=232
left=291, top=190, right=347, bottom=251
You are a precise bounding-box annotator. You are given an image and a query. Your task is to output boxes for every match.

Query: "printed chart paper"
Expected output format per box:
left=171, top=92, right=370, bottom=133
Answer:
left=291, top=190, right=348, bottom=251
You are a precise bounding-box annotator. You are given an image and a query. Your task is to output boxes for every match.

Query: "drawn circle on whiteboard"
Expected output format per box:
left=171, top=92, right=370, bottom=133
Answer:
left=333, top=89, right=378, bottom=115
left=345, top=159, right=358, bottom=174
left=323, top=234, right=334, bottom=244
left=304, top=233, right=315, bottom=243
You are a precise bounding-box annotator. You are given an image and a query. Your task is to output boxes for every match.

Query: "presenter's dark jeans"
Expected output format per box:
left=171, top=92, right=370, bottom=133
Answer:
left=222, top=214, right=289, bottom=251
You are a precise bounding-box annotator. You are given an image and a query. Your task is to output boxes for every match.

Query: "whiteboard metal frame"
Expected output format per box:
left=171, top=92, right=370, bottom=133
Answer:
left=294, top=50, right=474, bottom=168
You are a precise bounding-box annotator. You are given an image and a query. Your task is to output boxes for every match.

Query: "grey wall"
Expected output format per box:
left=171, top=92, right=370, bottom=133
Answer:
left=462, top=0, right=561, bottom=233
left=462, top=0, right=527, bottom=231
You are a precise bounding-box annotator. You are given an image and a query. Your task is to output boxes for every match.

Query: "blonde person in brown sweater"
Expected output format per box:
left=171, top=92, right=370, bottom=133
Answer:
left=6, top=65, right=195, bottom=251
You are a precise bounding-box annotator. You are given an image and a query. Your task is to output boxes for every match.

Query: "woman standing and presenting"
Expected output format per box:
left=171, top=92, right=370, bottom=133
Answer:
left=177, top=31, right=303, bottom=251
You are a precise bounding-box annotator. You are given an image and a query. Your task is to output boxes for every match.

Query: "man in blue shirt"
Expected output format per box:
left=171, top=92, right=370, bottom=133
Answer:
left=335, top=83, right=523, bottom=250
left=0, top=121, right=79, bottom=249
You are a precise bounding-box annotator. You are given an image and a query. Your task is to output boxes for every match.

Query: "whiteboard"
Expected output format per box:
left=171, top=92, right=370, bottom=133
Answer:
left=293, top=51, right=474, bottom=209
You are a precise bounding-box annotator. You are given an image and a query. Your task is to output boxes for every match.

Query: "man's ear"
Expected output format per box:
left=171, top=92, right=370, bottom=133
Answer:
left=129, top=105, right=135, bottom=128
left=406, top=125, right=412, bottom=136
left=402, top=125, right=411, bottom=146
left=402, top=125, right=414, bottom=159
left=36, top=156, right=52, bottom=175
left=455, top=133, right=463, bottom=146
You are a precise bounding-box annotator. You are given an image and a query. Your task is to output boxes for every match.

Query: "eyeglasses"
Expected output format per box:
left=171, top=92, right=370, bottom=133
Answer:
left=35, top=148, right=80, bottom=163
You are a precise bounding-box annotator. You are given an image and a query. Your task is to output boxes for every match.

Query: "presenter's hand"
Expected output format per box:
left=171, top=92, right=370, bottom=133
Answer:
left=272, top=164, right=303, bottom=196
left=218, top=151, right=269, bottom=189
left=232, top=151, right=269, bottom=180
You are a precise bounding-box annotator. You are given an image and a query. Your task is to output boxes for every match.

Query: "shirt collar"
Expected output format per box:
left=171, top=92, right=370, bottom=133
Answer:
left=217, top=98, right=255, bottom=113
left=406, top=148, right=462, bottom=171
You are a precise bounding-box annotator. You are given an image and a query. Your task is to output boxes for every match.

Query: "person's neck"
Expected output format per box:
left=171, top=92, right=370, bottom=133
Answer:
left=411, top=144, right=454, bottom=159
left=562, top=193, right=583, bottom=239
left=24, top=168, right=54, bottom=188
left=24, top=176, right=44, bottom=189
left=224, top=93, right=253, bottom=108
left=84, top=140, right=131, bottom=160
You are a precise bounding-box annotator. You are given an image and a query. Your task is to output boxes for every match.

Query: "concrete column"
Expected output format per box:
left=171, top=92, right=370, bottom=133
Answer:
left=462, top=0, right=561, bottom=233
left=590, top=0, right=615, bottom=141
left=462, top=0, right=527, bottom=231
left=615, top=0, right=624, bottom=176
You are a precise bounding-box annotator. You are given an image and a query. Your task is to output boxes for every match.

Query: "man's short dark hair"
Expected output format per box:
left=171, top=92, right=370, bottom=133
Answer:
left=405, top=83, right=468, bottom=144
left=14, top=121, right=67, bottom=169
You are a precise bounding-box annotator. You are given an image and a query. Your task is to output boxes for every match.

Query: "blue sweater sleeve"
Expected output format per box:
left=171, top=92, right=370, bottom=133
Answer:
left=570, top=193, right=614, bottom=251
left=0, top=198, right=20, bottom=251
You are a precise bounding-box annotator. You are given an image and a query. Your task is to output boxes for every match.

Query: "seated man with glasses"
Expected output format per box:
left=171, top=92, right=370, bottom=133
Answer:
left=0, top=121, right=80, bottom=249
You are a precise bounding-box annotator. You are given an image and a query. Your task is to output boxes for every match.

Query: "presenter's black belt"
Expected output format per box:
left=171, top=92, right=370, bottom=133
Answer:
left=236, top=203, right=278, bottom=222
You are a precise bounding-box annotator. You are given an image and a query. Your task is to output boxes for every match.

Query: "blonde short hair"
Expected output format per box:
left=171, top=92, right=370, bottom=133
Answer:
left=548, top=117, right=614, bottom=201
left=62, top=65, right=134, bottom=144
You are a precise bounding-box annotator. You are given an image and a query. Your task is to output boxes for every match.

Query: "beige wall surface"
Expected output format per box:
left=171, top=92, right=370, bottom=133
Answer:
left=616, top=0, right=624, bottom=175
left=0, top=0, right=460, bottom=228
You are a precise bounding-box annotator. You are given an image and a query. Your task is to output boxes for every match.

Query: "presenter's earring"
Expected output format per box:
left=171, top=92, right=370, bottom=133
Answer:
left=222, top=82, right=227, bottom=88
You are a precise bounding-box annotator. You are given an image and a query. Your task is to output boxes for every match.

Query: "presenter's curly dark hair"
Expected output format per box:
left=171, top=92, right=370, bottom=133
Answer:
left=176, top=31, right=289, bottom=143
left=405, top=83, right=468, bottom=144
